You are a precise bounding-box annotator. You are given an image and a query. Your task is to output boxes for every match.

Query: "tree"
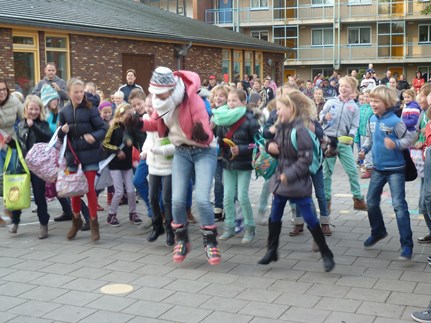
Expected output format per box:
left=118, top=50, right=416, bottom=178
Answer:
left=422, top=4, right=431, bottom=15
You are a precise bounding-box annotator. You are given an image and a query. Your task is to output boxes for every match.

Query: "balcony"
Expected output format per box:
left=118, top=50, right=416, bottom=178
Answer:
left=204, top=1, right=430, bottom=26
left=285, top=42, right=431, bottom=65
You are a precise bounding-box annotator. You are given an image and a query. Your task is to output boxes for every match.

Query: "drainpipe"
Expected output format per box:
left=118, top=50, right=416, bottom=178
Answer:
left=176, top=42, right=193, bottom=70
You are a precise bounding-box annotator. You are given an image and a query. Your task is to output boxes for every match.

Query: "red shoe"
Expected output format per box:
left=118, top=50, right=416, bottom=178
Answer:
left=361, top=171, right=372, bottom=179
left=97, top=204, right=104, bottom=212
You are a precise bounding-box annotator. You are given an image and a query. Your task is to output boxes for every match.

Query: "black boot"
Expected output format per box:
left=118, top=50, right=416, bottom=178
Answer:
left=258, top=220, right=282, bottom=265
left=147, top=216, right=165, bottom=242
left=165, top=223, right=174, bottom=247
left=308, top=225, right=335, bottom=272
left=201, top=226, right=221, bottom=265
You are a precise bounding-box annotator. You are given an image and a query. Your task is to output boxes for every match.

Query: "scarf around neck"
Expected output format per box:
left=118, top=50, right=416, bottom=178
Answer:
left=213, top=104, right=247, bottom=126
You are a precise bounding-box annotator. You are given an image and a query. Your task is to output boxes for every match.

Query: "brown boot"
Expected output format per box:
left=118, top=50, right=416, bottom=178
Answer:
left=186, top=208, right=197, bottom=223
left=289, top=224, right=304, bottom=236
left=90, top=218, right=100, bottom=241
left=353, top=197, right=367, bottom=211
left=107, top=192, right=113, bottom=205
left=321, top=224, right=332, bottom=236
left=67, top=215, right=83, bottom=240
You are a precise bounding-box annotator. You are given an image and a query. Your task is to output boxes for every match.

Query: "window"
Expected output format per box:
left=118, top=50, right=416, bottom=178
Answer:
left=233, top=50, right=243, bottom=80
left=13, top=31, right=40, bottom=96
left=312, top=0, right=334, bottom=6
left=45, top=34, right=69, bottom=80
left=348, top=0, right=371, bottom=4
left=418, top=66, right=431, bottom=82
left=255, top=52, right=263, bottom=80
left=378, top=21, right=404, bottom=58
left=312, top=29, right=333, bottom=46
left=348, top=27, right=371, bottom=45
left=251, top=30, right=269, bottom=41
left=244, top=51, right=253, bottom=76
left=222, top=49, right=231, bottom=81
left=419, top=25, right=431, bottom=43
left=251, top=0, right=268, bottom=8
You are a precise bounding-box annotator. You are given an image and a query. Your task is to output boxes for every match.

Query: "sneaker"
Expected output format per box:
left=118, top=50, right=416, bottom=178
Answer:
left=427, top=255, right=431, bottom=262
left=289, top=224, right=304, bottom=236
left=54, top=212, right=73, bottom=222
left=418, top=234, right=431, bottom=243
left=241, top=226, right=256, bottom=244
left=8, top=224, right=18, bottom=234
left=411, top=308, right=431, bottom=323
left=107, top=214, right=120, bottom=226
left=219, top=226, right=235, bottom=240
left=129, top=213, right=142, bottom=225
left=214, top=208, right=224, bottom=222
left=235, top=218, right=244, bottom=234
left=399, top=246, right=413, bottom=261
left=364, top=232, right=388, bottom=248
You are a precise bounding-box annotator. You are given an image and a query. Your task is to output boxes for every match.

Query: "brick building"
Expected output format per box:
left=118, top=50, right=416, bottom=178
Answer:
left=0, top=0, right=286, bottom=97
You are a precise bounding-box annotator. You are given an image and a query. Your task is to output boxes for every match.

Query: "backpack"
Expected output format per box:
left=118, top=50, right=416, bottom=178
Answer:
left=291, top=127, right=323, bottom=175
left=252, top=133, right=278, bottom=180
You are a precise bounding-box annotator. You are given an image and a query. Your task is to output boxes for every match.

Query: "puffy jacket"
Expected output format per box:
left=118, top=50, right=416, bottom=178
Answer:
left=59, top=100, right=107, bottom=167
left=103, top=124, right=132, bottom=171
left=12, top=119, right=51, bottom=157
left=216, top=110, right=260, bottom=171
left=269, top=119, right=313, bottom=198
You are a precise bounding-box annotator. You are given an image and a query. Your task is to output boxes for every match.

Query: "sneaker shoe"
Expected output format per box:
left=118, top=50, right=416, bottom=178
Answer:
left=418, top=234, right=431, bottom=243
left=8, top=224, right=18, bottom=234
left=411, top=308, right=431, bottom=323
left=289, top=224, right=304, bottom=236
left=364, top=232, right=388, bottom=248
left=234, top=218, right=244, bottom=234
left=54, top=212, right=73, bottom=222
left=107, top=214, right=120, bottom=226
left=241, top=226, right=256, bottom=244
left=219, top=226, right=235, bottom=240
left=399, top=246, right=413, bottom=261
left=214, top=208, right=224, bottom=222
left=129, top=212, right=142, bottom=225
left=427, top=255, right=431, bottom=262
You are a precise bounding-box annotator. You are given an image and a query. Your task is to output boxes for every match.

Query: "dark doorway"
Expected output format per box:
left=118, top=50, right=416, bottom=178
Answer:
left=121, top=54, right=154, bottom=94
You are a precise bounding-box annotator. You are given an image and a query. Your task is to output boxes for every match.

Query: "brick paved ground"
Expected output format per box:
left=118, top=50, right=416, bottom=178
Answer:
left=0, top=160, right=429, bottom=322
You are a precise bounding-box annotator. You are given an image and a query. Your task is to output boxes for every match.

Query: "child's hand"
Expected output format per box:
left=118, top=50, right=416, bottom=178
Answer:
left=280, top=173, right=288, bottom=185
left=358, top=150, right=366, bottom=160
left=140, top=152, right=147, bottom=160
left=384, top=137, right=396, bottom=150
left=230, top=145, right=239, bottom=158
left=126, top=139, right=133, bottom=147
left=325, top=113, right=332, bottom=121
left=83, top=134, right=95, bottom=144
left=117, top=151, right=125, bottom=160
left=268, top=142, right=279, bottom=155
left=61, top=123, right=69, bottom=133
left=269, top=125, right=276, bottom=134
left=26, top=118, right=33, bottom=127
left=415, top=141, right=423, bottom=149
left=4, top=135, right=11, bottom=144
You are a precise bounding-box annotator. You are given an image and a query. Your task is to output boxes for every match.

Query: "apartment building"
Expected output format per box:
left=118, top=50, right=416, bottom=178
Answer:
left=145, top=0, right=431, bottom=84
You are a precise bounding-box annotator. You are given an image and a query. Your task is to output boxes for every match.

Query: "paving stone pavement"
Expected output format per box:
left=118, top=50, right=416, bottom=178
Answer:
left=0, top=161, right=430, bottom=322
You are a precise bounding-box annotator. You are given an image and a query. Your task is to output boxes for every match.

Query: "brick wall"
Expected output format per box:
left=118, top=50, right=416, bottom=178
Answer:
left=0, top=28, right=15, bottom=86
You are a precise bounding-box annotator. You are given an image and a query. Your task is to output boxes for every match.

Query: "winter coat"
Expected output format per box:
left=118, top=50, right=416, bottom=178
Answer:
left=103, top=124, right=132, bottom=171
left=59, top=100, right=107, bottom=168
left=269, top=118, right=313, bottom=198
left=216, top=110, right=260, bottom=171
left=32, top=76, right=68, bottom=109
left=11, top=119, right=51, bottom=157
left=118, top=83, right=143, bottom=102
left=0, top=94, right=24, bottom=140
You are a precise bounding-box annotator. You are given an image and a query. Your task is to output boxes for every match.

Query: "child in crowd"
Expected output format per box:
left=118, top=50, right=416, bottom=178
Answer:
left=313, top=88, right=325, bottom=120
left=359, top=86, right=414, bottom=260
left=103, top=103, right=140, bottom=226
left=141, top=93, right=175, bottom=246
left=214, top=89, right=260, bottom=243
left=258, top=91, right=335, bottom=272
left=356, top=89, right=374, bottom=179
left=402, top=89, right=421, bottom=134
left=6, top=95, right=52, bottom=239
left=320, top=76, right=367, bottom=212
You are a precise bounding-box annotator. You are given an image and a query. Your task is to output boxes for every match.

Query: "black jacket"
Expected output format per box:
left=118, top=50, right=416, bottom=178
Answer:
left=59, top=100, right=107, bottom=167
left=103, top=124, right=132, bottom=171
left=216, top=111, right=260, bottom=171
left=10, top=119, right=51, bottom=157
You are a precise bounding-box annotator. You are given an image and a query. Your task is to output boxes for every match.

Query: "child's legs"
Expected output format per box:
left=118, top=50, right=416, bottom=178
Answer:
left=312, top=166, right=329, bottom=223
left=366, top=171, right=387, bottom=237
left=387, top=171, right=413, bottom=249
left=123, top=169, right=136, bottom=213
left=420, top=177, right=431, bottom=233
left=162, top=175, right=173, bottom=224
left=423, top=150, right=431, bottom=218
left=214, top=159, right=224, bottom=210
left=84, top=171, right=98, bottom=219
left=258, top=179, right=271, bottom=214
left=57, top=197, right=72, bottom=216
left=338, top=143, right=363, bottom=199
left=360, top=136, right=373, bottom=169
left=109, top=170, right=124, bottom=214
left=133, top=159, right=152, bottom=217
left=323, top=155, right=337, bottom=200
left=31, top=173, right=49, bottom=225
left=237, top=170, right=254, bottom=227
left=223, top=169, right=237, bottom=227
left=292, top=197, right=320, bottom=229
left=270, top=194, right=288, bottom=222
left=148, top=174, right=163, bottom=220
left=171, top=150, right=192, bottom=226
left=186, top=179, right=193, bottom=209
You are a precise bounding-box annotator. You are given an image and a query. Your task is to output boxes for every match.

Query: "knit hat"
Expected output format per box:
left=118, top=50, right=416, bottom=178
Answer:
left=41, top=84, right=59, bottom=107
left=148, top=67, right=177, bottom=95
left=98, top=100, right=112, bottom=111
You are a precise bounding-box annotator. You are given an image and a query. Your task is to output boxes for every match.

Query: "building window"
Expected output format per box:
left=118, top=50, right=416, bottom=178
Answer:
left=312, top=28, right=333, bottom=46
left=348, top=27, right=371, bottom=45
left=348, top=0, right=371, bottom=4
left=222, top=49, right=231, bottom=82
left=45, top=34, right=70, bottom=80
left=233, top=50, right=243, bottom=81
left=251, top=30, right=269, bottom=41
left=251, top=0, right=268, bottom=8
left=311, top=0, right=334, bottom=6
left=418, top=66, right=431, bottom=82
left=244, top=51, right=253, bottom=77
left=13, top=31, right=40, bottom=96
left=255, top=52, right=263, bottom=80
left=419, top=25, right=431, bottom=43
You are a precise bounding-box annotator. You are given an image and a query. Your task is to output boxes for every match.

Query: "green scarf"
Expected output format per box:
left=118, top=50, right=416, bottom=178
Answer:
left=213, top=105, right=247, bottom=126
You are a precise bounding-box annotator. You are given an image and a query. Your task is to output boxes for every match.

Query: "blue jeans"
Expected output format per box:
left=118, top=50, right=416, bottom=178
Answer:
left=270, top=194, right=320, bottom=229
left=421, top=149, right=431, bottom=233
left=172, top=146, right=216, bottom=226
left=366, top=169, right=413, bottom=249
left=214, top=159, right=224, bottom=210
left=133, top=159, right=152, bottom=218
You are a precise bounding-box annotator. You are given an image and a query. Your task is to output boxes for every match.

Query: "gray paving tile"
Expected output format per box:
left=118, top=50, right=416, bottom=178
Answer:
left=61, top=278, right=107, bottom=292
left=198, top=283, right=245, bottom=298
left=386, top=291, right=431, bottom=307
left=163, top=291, right=211, bottom=307
left=2, top=270, right=46, bottom=283
left=41, top=304, right=95, bottom=322
left=238, top=301, right=287, bottom=319
left=86, top=294, right=137, bottom=311
left=5, top=316, right=53, bottom=323
left=202, top=311, right=253, bottom=322
left=19, top=286, right=68, bottom=302
left=128, top=286, right=175, bottom=302
left=0, top=312, right=17, bottom=323
left=314, top=297, right=362, bottom=313
left=133, top=264, right=175, bottom=276
left=280, top=307, right=330, bottom=322
left=0, top=281, right=37, bottom=296
left=53, top=290, right=101, bottom=307
left=236, top=288, right=281, bottom=303
left=324, top=311, right=375, bottom=323
left=29, top=273, right=76, bottom=288
left=335, top=275, right=377, bottom=288
left=345, top=287, right=390, bottom=302
left=165, top=268, right=208, bottom=281
left=131, top=275, right=175, bottom=288
left=0, top=295, right=27, bottom=311
left=159, top=305, right=212, bottom=323
left=274, top=292, right=320, bottom=308
left=200, top=296, right=249, bottom=314
left=78, top=310, right=134, bottom=323
left=122, top=299, right=173, bottom=318
left=8, top=300, right=61, bottom=317
left=38, top=263, right=81, bottom=275
left=374, top=278, right=417, bottom=293
left=0, top=257, right=25, bottom=268
left=357, top=301, right=404, bottom=319
left=164, top=278, right=210, bottom=293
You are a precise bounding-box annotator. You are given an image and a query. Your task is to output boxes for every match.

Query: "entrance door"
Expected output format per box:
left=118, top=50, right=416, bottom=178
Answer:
left=121, top=54, right=154, bottom=94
